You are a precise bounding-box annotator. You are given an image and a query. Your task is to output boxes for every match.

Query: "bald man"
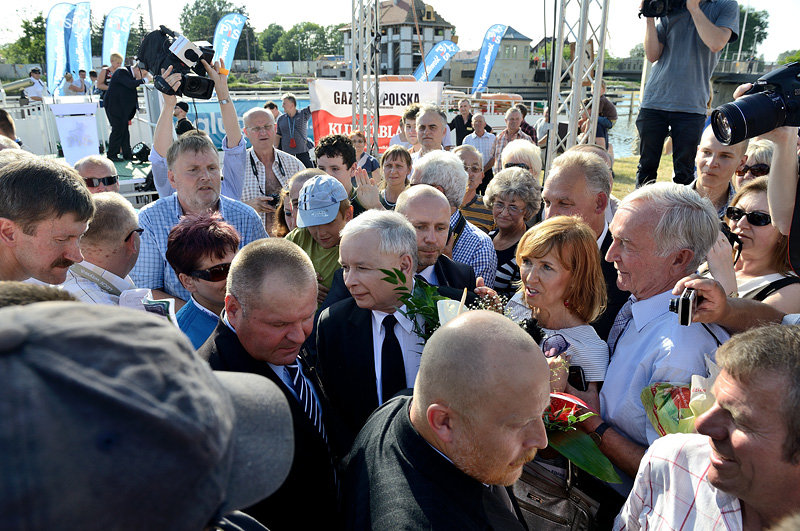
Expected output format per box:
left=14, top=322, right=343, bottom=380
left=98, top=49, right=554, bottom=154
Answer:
left=74, top=155, right=120, bottom=193
left=343, top=310, right=550, bottom=529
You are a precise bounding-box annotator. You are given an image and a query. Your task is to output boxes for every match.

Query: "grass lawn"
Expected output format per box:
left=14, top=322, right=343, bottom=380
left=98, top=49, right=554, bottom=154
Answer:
left=612, top=154, right=676, bottom=198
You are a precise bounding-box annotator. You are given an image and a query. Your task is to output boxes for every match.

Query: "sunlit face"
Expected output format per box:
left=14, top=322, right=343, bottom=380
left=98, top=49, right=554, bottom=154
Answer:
left=458, top=150, right=484, bottom=195
left=606, top=201, right=674, bottom=299
left=168, top=148, right=221, bottom=213
left=244, top=111, right=277, bottom=151
left=492, top=194, right=527, bottom=232
left=519, top=248, right=572, bottom=312
left=317, top=154, right=355, bottom=192
left=404, top=118, right=418, bottom=145
left=416, top=111, right=446, bottom=150
left=306, top=210, right=351, bottom=249
left=282, top=98, right=296, bottom=114
left=350, top=135, right=366, bottom=156
left=459, top=100, right=471, bottom=115
left=728, top=191, right=781, bottom=259
left=341, top=231, right=411, bottom=312
left=449, top=363, right=550, bottom=486
left=227, top=282, right=318, bottom=365
left=184, top=250, right=236, bottom=311
left=284, top=197, right=296, bottom=232
left=382, top=156, right=410, bottom=188
left=695, top=127, right=747, bottom=189
left=542, top=166, right=602, bottom=226
left=505, top=110, right=522, bottom=133
left=401, top=195, right=451, bottom=270
left=472, top=115, right=486, bottom=136
left=78, top=163, right=120, bottom=193
left=11, top=214, right=87, bottom=284
left=695, top=369, right=799, bottom=508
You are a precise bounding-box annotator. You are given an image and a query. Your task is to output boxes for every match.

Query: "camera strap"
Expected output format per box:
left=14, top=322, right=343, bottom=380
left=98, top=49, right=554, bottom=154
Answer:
left=789, top=165, right=800, bottom=275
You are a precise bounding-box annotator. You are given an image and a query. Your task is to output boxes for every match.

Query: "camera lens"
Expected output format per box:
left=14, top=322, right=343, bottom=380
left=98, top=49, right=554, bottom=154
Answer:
left=712, top=92, right=788, bottom=145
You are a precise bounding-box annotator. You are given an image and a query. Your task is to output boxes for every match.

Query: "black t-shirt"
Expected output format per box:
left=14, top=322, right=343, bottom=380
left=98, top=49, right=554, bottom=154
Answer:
left=175, top=118, right=194, bottom=136
left=449, top=113, right=493, bottom=146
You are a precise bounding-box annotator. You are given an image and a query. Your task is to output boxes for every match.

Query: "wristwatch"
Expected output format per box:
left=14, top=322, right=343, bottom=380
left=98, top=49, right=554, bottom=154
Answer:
left=589, top=422, right=610, bottom=447
left=218, top=98, right=231, bottom=105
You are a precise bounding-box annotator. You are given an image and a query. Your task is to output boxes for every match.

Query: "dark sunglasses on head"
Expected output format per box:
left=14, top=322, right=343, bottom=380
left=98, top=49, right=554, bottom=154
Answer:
left=84, top=175, right=119, bottom=187
left=190, top=262, right=232, bottom=282
left=725, top=206, right=772, bottom=227
left=124, top=228, right=144, bottom=242
left=735, top=163, right=770, bottom=177
left=504, top=162, right=530, bottom=170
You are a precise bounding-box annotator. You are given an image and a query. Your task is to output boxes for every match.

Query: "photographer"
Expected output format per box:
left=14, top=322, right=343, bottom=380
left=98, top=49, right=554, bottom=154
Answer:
left=635, top=0, right=739, bottom=187
left=150, top=59, right=243, bottom=198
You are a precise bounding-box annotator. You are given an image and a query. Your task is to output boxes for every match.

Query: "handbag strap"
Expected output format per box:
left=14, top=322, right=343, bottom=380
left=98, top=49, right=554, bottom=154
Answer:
left=751, top=275, right=800, bottom=302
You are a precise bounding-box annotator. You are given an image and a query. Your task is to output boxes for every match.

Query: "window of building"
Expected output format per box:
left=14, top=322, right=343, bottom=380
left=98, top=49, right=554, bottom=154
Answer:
left=512, top=45, right=518, bottom=58
left=503, top=46, right=510, bottom=59
left=424, top=6, right=433, bottom=21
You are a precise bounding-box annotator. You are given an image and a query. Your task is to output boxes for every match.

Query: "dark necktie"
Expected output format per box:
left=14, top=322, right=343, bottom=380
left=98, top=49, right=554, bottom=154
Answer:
left=607, top=298, right=634, bottom=357
left=381, top=314, right=406, bottom=402
left=285, top=363, right=327, bottom=444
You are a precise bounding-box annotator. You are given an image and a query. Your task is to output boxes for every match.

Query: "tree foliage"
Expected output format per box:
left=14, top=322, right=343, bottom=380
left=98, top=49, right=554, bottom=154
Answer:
left=179, top=0, right=258, bottom=62
left=629, top=43, right=645, bottom=58
left=778, top=49, right=800, bottom=65
left=273, top=22, right=329, bottom=61
left=259, top=23, right=285, bottom=60
left=730, top=6, right=768, bottom=59
left=1, top=13, right=46, bottom=65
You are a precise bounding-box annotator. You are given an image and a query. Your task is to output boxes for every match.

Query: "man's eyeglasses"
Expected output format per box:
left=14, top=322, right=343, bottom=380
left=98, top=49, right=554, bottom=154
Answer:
left=735, top=163, right=770, bottom=177
left=725, top=206, right=772, bottom=227
left=463, top=164, right=483, bottom=173
left=248, top=125, right=275, bottom=134
left=504, top=162, right=530, bottom=170
left=84, top=175, right=118, bottom=187
left=124, top=228, right=144, bottom=242
left=189, top=262, right=232, bottom=282
left=542, top=334, right=571, bottom=357
left=492, top=201, right=523, bottom=215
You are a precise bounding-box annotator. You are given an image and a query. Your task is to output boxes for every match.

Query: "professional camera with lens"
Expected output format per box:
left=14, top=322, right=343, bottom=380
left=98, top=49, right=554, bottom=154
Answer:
left=711, top=61, right=800, bottom=145
left=639, top=0, right=686, bottom=18
left=669, top=287, right=697, bottom=326
left=137, top=25, right=216, bottom=99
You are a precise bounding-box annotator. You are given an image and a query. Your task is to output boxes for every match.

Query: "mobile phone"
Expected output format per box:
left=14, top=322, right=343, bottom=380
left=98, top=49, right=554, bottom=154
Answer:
left=568, top=365, right=588, bottom=392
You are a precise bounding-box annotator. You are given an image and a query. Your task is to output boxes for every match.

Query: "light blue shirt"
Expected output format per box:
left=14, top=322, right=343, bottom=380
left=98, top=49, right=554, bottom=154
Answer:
left=130, top=193, right=268, bottom=301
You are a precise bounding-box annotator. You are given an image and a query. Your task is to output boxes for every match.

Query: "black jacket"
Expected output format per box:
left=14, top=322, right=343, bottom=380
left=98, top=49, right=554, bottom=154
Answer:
left=104, top=67, right=144, bottom=121
left=198, top=322, right=340, bottom=530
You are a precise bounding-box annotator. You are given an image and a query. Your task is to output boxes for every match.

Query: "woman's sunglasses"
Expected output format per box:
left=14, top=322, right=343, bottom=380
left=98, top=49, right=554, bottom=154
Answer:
left=725, top=206, right=771, bottom=227
left=735, top=163, right=770, bottom=177
left=189, top=262, right=232, bottom=282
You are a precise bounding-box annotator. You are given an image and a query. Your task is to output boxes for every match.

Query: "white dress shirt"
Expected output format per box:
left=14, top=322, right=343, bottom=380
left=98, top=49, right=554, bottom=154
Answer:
left=370, top=305, right=424, bottom=405
left=418, top=265, right=439, bottom=286
left=463, top=131, right=497, bottom=166
left=61, top=261, right=136, bottom=305
left=25, top=77, right=49, bottom=100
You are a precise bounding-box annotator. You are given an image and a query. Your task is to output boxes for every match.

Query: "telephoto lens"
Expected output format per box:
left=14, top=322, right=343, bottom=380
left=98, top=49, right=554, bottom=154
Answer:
left=712, top=92, right=788, bottom=145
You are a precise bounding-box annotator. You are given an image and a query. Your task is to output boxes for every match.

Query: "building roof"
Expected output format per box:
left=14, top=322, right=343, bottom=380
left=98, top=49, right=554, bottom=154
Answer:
left=379, top=0, right=455, bottom=28
left=503, top=26, right=532, bottom=42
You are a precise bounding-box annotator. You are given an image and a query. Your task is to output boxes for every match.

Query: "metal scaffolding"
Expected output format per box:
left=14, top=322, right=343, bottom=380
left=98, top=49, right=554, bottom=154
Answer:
left=351, top=0, right=381, bottom=154
left=545, top=0, right=611, bottom=176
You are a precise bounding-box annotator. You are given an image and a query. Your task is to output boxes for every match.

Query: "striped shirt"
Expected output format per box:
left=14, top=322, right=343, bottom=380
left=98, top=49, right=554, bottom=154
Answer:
left=541, top=324, right=609, bottom=382
left=615, top=433, right=742, bottom=530
left=130, top=193, right=268, bottom=301
left=488, top=231, right=518, bottom=298
left=460, top=195, right=494, bottom=233
left=463, top=131, right=496, bottom=166
left=492, top=129, right=533, bottom=174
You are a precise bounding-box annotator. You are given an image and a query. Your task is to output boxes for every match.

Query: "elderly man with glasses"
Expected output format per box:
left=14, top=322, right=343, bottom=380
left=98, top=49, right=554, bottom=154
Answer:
left=74, top=155, right=120, bottom=193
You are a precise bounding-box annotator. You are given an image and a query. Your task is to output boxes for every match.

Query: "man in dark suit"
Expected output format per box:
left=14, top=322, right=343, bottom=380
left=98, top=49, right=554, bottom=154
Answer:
left=198, top=238, right=339, bottom=530
left=317, top=210, right=464, bottom=456
left=104, top=60, right=147, bottom=161
left=343, top=310, right=550, bottom=529
left=542, top=150, right=629, bottom=341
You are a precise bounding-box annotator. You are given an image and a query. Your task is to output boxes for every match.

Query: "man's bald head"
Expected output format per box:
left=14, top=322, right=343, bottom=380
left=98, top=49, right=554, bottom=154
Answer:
left=395, top=183, right=449, bottom=214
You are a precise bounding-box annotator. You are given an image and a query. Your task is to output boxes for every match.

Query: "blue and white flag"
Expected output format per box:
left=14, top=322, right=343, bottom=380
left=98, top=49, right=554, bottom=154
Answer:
left=471, top=24, right=508, bottom=94
left=102, top=7, right=136, bottom=66
left=413, top=40, right=459, bottom=82
left=46, top=3, right=76, bottom=93
left=212, top=13, right=248, bottom=68
left=67, top=2, right=92, bottom=75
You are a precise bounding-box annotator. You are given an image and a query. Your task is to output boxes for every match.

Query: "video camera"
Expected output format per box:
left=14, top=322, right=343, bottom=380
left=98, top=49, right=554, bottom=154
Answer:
left=711, top=61, right=800, bottom=145
left=639, top=0, right=686, bottom=18
left=137, top=25, right=216, bottom=99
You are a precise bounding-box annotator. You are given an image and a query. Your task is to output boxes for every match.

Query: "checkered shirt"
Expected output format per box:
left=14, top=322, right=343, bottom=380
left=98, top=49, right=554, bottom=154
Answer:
left=463, top=131, right=497, bottom=167
left=235, top=145, right=305, bottom=226
left=492, top=129, right=533, bottom=173
left=450, top=210, right=497, bottom=288
left=130, top=193, right=268, bottom=301
left=615, top=433, right=742, bottom=530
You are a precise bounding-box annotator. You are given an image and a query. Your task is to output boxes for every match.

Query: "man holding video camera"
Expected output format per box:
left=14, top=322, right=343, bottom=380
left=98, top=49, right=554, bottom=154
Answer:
left=635, top=0, right=739, bottom=187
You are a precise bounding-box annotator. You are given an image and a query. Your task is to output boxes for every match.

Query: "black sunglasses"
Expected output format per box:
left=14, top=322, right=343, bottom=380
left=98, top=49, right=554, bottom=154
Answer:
left=189, top=262, right=232, bottom=282
left=726, top=206, right=771, bottom=227
left=124, top=228, right=144, bottom=242
left=735, top=163, right=770, bottom=177
left=542, top=333, right=571, bottom=357
left=84, top=175, right=119, bottom=187
left=504, top=162, right=530, bottom=170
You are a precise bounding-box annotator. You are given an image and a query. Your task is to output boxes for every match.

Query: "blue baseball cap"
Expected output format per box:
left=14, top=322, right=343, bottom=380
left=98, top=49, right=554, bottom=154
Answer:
left=296, top=175, right=348, bottom=228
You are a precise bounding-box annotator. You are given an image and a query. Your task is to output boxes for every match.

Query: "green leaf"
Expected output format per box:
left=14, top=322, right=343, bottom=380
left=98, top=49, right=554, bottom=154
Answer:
left=547, top=429, right=622, bottom=484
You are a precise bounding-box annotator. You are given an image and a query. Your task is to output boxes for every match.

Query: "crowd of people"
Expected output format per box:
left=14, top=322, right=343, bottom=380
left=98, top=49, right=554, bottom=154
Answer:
left=2, top=4, right=800, bottom=528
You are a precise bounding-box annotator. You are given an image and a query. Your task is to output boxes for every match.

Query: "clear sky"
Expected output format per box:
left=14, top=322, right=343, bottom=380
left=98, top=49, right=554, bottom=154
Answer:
left=0, top=0, right=793, bottom=62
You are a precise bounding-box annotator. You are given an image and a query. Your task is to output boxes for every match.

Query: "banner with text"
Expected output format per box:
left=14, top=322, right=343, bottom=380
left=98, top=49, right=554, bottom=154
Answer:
left=471, top=24, right=508, bottom=94
left=212, top=13, right=248, bottom=69
left=102, top=7, right=136, bottom=66
left=67, top=2, right=92, bottom=75
left=309, top=79, right=443, bottom=153
left=414, top=40, right=459, bottom=82
left=46, top=2, right=75, bottom=92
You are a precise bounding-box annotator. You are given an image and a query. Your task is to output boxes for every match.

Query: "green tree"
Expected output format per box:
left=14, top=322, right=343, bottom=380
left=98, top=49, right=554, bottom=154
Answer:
left=323, top=23, right=347, bottom=56
left=126, top=14, right=149, bottom=58
left=259, top=23, right=284, bottom=60
left=725, top=6, right=768, bottom=60
left=629, top=43, right=645, bottom=58
left=3, top=13, right=46, bottom=65
left=273, top=22, right=327, bottom=61
left=91, top=15, right=104, bottom=58
left=778, top=49, right=800, bottom=64
left=180, top=0, right=237, bottom=41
